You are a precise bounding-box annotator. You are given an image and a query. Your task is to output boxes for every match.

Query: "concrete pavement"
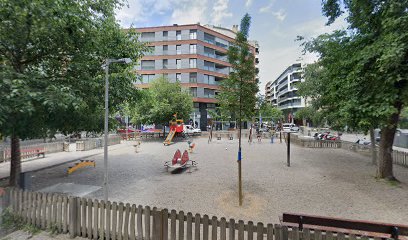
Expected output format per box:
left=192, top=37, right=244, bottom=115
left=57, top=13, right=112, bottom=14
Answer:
left=0, top=143, right=127, bottom=180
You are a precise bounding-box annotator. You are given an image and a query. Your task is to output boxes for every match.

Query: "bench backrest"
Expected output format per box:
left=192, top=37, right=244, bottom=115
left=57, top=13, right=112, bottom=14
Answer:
left=282, top=213, right=408, bottom=239
left=172, top=149, right=181, bottom=165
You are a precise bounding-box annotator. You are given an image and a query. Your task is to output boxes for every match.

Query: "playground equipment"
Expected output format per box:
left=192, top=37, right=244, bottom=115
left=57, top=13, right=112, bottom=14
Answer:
left=67, top=160, right=96, bottom=175
left=164, top=149, right=197, bottom=172
left=163, top=115, right=184, bottom=146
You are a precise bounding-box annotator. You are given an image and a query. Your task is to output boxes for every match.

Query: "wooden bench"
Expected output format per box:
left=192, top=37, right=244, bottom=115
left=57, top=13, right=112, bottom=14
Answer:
left=281, top=213, right=408, bottom=240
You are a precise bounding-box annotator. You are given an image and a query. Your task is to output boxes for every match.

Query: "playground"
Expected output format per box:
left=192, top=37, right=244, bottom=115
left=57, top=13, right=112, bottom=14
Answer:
left=23, top=135, right=408, bottom=226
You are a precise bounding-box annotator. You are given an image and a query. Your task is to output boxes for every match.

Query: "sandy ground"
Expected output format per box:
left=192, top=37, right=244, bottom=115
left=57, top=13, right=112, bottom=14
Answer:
left=28, top=136, right=408, bottom=226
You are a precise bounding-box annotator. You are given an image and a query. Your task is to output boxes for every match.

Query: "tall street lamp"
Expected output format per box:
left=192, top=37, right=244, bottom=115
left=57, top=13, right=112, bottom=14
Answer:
left=104, top=58, right=132, bottom=202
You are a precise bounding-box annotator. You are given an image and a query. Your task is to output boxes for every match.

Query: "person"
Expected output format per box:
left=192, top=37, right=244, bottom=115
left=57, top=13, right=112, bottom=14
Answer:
left=256, top=127, right=262, bottom=142
left=248, top=125, right=253, bottom=143
left=195, top=121, right=198, bottom=129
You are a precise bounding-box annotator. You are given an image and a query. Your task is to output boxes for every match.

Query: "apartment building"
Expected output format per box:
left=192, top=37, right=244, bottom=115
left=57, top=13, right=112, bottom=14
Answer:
left=134, top=24, right=259, bottom=130
left=265, top=63, right=305, bottom=122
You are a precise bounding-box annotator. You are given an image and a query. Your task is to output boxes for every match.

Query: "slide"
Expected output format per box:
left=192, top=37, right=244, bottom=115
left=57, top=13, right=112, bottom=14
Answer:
left=163, top=129, right=176, bottom=145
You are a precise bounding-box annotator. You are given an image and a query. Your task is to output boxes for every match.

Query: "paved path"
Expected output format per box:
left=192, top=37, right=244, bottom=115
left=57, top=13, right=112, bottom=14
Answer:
left=0, top=143, right=126, bottom=179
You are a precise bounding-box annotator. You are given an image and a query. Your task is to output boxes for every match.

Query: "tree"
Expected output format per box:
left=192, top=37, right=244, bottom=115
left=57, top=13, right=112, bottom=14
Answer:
left=216, top=14, right=259, bottom=206
left=256, top=94, right=283, bottom=122
left=295, top=106, right=324, bottom=127
left=298, top=0, right=408, bottom=179
left=0, top=0, right=148, bottom=187
left=127, top=77, right=193, bottom=132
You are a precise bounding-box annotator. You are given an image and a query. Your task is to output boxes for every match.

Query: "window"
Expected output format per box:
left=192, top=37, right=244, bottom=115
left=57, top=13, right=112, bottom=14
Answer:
left=141, top=74, right=155, bottom=83
left=162, top=73, right=169, bottom=79
left=176, top=59, right=181, bottom=69
left=162, top=59, right=168, bottom=69
left=141, top=32, right=155, bottom=41
left=193, top=102, right=199, bottom=108
left=190, top=88, right=197, bottom=97
left=204, top=74, right=215, bottom=84
left=176, top=30, right=181, bottom=40
left=207, top=103, right=215, bottom=108
left=145, top=46, right=155, bottom=55
left=204, top=61, right=214, bottom=71
left=176, top=73, right=181, bottom=81
left=189, top=73, right=197, bottom=83
left=141, top=60, right=155, bottom=70
left=189, top=44, right=197, bottom=54
left=189, top=30, right=197, bottom=39
left=163, top=31, right=168, bottom=38
left=163, top=45, right=168, bottom=54
left=204, top=88, right=215, bottom=98
left=189, top=59, right=196, bottom=68
left=176, top=45, right=181, bottom=55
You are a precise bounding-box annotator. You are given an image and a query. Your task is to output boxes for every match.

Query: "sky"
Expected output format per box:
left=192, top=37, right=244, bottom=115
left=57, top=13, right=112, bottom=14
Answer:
left=115, top=0, right=347, bottom=93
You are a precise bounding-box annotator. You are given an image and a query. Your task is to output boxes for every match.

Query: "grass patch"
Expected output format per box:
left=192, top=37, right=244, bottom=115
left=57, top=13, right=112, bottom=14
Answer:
left=1, top=207, right=40, bottom=235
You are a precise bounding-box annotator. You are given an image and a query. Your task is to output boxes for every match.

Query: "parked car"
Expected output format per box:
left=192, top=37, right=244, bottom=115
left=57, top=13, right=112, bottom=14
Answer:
left=183, top=125, right=201, bottom=135
left=282, top=123, right=299, bottom=132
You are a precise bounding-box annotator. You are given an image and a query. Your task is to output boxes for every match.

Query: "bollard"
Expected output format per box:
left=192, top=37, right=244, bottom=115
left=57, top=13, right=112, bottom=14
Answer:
left=271, top=135, right=274, bottom=143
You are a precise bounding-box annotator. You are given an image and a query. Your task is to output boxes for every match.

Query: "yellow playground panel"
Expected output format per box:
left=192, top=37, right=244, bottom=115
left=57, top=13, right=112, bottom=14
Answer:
left=67, top=160, right=96, bottom=175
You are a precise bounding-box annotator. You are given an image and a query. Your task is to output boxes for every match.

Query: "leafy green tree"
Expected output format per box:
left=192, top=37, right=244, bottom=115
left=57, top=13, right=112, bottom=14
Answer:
left=127, top=77, right=193, bottom=133
left=298, top=0, right=408, bottom=179
left=0, top=0, right=147, bottom=186
left=295, top=106, right=324, bottom=127
left=216, top=14, right=258, bottom=206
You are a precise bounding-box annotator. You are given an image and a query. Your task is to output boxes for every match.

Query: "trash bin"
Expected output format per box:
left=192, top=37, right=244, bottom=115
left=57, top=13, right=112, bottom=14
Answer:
left=19, top=172, right=32, bottom=190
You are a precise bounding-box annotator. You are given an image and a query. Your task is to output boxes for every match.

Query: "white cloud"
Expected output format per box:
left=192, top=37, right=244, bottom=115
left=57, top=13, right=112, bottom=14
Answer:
left=259, top=0, right=275, bottom=13
left=272, top=9, right=286, bottom=21
left=211, top=0, right=233, bottom=25
left=171, top=0, right=209, bottom=24
left=245, top=0, right=253, bottom=7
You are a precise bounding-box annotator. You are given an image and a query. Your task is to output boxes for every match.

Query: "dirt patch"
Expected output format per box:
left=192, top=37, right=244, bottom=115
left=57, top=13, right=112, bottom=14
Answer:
left=216, top=190, right=267, bottom=220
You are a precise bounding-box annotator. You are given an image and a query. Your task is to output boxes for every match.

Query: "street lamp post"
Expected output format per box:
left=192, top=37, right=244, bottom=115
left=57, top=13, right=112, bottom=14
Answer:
left=103, top=58, right=132, bottom=202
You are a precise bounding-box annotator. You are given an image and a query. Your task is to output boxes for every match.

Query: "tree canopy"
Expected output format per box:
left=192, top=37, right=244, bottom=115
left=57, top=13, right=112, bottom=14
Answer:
left=298, top=0, right=408, bottom=179
left=0, top=0, right=148, bottom=186
left=126, top=77, right=193, bottom=126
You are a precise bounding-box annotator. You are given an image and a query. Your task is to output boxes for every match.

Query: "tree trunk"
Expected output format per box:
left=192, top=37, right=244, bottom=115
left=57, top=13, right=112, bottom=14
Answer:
left=369, top=126, right=377, bottom=165
left=9, top=134, right=21, bottom=187
left=377, top=102, right=402, bottom=180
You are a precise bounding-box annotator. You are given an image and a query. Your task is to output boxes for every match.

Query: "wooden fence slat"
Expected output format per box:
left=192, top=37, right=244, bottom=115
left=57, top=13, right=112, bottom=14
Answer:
left=162, top=209, right=169, bottom=240
left=291, top=227, right=299, bottom=240
left=195, top=213, right=201, bottom=240
left=267, top=224, right=273, bottom=240
left=171, top=210, right=177, bottom=240
left=69, top=196, right=77, bottom=238
left=130, top=204, right=136, bottom=240
left=93, top=199, right=99, bottom=240
left=100, top=201, right=106, bottom=240
left=326, top=231, right=333, bottom=240
left=203, top=215, right=209, bottom=240
left=348, top=234, right=356, bottom=240
left=220, top=217, right=226, bottom=240
left=178, top=211, right=185, bottom=240
left=62, top=196, right=68, bottom=234
left=87, top=198, right=93, bottom=239
left=123, top=203, right=131, bottom=240
left=41, top=192, right=47, bottom=229
left=76, top=197, right=81, bottom=236
left=46, top=194, right=52, bottom=229
left=256, top=222, right=263, bottom=240
left=187, top=212, right=193, bottom=240
left=36, top=192, right=42, bottom=228
left=32, top=192, right=37, bottom=227
left=57, top=196, right=62, bottom=232
left=52, top=194, right=58, bottom=227
left=238, top=220, right=244, bottom=240
left=336, top=232, right=345, bottom=240
left=81, top=198, right=87, bottom=237
left=211, top=216, right=217, bottom=240
left=247, top=221, right=254, bottom=240
left=18, top=189, right=23, bottom=216
left=229, top=219, right=235, bottom=240
left=106, top=201, right=112, bottom=240
left=27, top=191, right=32, bottom=224
left=112, top=202, right=118, bottom=240
left=274, top=224, right=282, bottom=240
left=118, top=202, right=125, bottom=240
left=137, top=205, right=143, bottom=240
left=314, top=229, right=322, bottom=240
left=153, top=207, right=161, bottom=240
left=145, top=206, right=151, bottom=240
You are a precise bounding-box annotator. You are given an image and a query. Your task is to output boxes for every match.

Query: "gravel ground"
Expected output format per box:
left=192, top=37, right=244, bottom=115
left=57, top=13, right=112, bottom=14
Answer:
left=29, top=137, right=408, bottom=225
left=1, top=230, right=86, bottom=240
